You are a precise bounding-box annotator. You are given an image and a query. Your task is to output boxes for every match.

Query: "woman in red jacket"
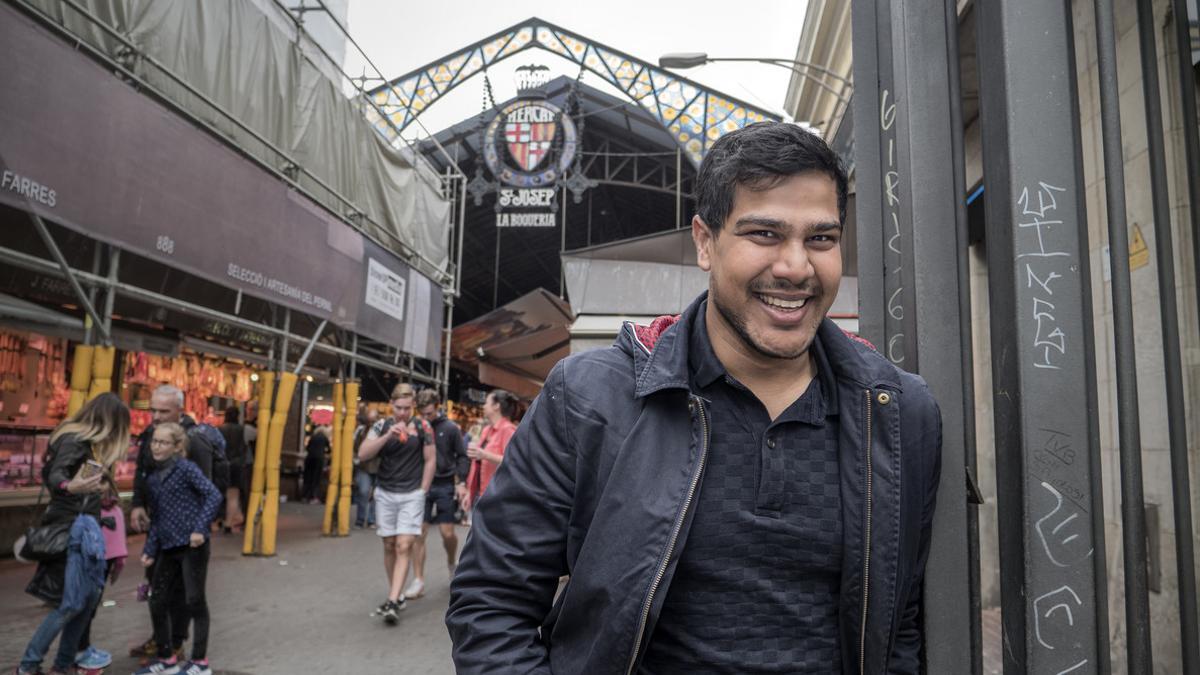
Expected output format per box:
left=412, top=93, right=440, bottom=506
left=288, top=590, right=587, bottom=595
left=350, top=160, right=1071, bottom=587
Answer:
left=463, top=390, right=518, bottom=511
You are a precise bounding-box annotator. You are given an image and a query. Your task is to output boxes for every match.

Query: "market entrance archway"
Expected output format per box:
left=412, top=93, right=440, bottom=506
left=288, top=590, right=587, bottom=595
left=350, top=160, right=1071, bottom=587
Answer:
left=365, top=17, right=779, bottom=166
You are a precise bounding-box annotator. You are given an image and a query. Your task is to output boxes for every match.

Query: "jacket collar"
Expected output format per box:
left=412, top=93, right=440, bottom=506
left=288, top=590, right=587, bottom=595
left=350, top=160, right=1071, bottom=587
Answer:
left=620, top=291, right=902, bottom=398
left=687, top=305, right=840, bottom=416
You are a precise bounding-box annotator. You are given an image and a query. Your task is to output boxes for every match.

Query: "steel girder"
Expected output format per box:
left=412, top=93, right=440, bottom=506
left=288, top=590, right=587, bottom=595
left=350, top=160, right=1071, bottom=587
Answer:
left=364, top=17, right=779, bottom=167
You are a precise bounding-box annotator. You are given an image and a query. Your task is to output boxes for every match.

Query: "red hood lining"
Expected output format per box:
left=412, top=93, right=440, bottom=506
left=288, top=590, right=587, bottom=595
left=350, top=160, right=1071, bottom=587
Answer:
left=631, top=315, right=681, bottom=354
left=630, top=315, right=875, bottom=354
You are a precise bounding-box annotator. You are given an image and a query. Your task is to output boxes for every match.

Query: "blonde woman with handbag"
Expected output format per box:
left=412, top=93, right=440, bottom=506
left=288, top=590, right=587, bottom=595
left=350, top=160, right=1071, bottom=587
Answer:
left=17, top=392, right=130, bottom=675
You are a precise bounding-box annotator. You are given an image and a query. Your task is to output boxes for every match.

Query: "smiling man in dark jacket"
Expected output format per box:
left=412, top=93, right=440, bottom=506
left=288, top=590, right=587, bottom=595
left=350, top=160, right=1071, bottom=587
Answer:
left=446, top=122, right=943, bottom=674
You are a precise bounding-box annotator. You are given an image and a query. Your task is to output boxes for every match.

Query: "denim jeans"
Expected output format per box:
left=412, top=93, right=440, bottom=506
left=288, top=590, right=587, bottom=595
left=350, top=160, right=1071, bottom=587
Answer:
left=21, top=564, right=101, bottom=671
left=354, top=470, right=376, bottom=526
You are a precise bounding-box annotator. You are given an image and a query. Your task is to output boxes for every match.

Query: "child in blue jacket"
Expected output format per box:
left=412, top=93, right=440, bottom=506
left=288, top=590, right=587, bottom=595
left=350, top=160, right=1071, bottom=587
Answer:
left=136, top=421, right=221, bottom=675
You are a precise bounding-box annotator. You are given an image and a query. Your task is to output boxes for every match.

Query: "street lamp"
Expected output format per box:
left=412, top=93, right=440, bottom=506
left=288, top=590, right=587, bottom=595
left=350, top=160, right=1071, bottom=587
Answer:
left=657, top=52, right=711, bottom=69
left=658, top=52, right=852, bottom=128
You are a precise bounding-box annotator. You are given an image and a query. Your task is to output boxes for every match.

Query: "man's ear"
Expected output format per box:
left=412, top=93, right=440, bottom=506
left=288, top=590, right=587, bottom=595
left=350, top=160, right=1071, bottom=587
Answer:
left=692, top=214, right=715, bottom=272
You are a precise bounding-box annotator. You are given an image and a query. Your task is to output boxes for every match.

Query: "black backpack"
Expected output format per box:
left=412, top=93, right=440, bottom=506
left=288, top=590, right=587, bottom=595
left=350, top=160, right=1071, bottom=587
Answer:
left=188, top=423, right=230, bottom=493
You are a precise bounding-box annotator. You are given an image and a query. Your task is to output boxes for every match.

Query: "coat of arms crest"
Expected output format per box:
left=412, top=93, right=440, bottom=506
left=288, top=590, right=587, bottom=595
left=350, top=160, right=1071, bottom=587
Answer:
left=503, top=104, right=558, bottom=172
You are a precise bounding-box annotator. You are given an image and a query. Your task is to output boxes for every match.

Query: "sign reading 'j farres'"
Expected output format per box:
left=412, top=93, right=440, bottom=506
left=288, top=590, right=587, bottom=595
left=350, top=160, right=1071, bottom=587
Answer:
left=483, top=99, right=577, bottom=228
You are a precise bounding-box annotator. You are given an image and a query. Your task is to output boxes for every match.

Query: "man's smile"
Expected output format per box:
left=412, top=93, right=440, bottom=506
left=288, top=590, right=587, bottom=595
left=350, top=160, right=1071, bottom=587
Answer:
left=754, top=293, right=811, bottom=310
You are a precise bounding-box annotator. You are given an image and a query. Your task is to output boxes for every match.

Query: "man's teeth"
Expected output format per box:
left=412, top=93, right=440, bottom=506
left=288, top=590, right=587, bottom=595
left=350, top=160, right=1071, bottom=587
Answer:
left=758, top=294, right=808, bottom=309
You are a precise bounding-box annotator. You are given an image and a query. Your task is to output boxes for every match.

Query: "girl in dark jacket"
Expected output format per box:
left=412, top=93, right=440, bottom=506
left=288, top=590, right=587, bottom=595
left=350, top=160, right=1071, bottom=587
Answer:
left=135, top=422, right=222, bottom=675
left=17, top=393, right=130, bottom=675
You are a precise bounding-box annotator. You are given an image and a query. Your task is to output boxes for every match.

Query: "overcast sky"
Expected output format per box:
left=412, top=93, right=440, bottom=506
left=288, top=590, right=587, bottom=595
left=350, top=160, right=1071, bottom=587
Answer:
left=341, top=1, right=810, bottom=142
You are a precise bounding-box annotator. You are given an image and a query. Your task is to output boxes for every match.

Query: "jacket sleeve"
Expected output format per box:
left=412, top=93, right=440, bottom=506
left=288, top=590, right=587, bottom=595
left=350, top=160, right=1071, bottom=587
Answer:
left=453, top=423, right=470, bottom=482
left=144, top=527, right=159, bottom=558
left=888, top=397, right=943, bottom=674
left=46, top=437, right=88, bottom=495
left=446, top=362, right=575, bottom=675
left=188, top=463, right=223, bottom=536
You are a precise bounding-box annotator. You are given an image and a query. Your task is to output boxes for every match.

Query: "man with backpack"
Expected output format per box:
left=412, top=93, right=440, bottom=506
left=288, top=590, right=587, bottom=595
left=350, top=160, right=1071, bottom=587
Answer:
left=407, top=388, right=469, bottom=599
left=128, top=384, right=228, bottom=661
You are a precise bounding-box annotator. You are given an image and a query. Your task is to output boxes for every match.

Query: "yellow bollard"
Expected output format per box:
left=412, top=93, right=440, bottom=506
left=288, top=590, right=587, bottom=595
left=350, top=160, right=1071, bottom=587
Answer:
left=67, top=344, right=94, bottom=417
left=91, top=345, right=115, bottom=379
left=322, top=381, right=344, bottom=535
left=67, top=390, right=88, bottom=418
left=86, top=379, right=112, bottom=400
left=69, top=345, right=94, bottom=391
left=261, top=372, right=297, bottom=557
left=85, top=346, right=116, bottom=401
left=243, top=372, right=275, bottom=556
left=336, top=381, right=359, bottom=536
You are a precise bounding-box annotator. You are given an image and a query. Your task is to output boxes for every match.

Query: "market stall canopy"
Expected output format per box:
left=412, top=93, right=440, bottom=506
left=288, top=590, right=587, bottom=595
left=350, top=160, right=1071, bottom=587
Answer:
left=2, top=0, right=452, bottom=272
left=0, top=291, right=185, bottom=357
left=0, top=293, right=82, bottom=333
left=450, top=289, right=574, bottom=399
left=0, top=4, right=444, bottom=361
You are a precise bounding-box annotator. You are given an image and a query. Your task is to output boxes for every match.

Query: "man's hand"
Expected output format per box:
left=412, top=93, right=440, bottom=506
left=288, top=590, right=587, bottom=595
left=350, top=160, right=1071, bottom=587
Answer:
left=466, top=443, right=485, bottom=461
left=66, top=472, right=103, bottom=495
left=130, top=506, right=150, bottom=532
left=455, top=482, right=468, bottom=505
left=388, top=422, right=409, bottom=443
left=140, top=553, right=154, bottom=568
left=189, top=532, right=205, bottom=548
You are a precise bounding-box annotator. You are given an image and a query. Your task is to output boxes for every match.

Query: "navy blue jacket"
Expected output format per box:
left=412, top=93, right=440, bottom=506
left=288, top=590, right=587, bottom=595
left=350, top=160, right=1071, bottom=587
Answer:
left=447, top=294, right=943, bottom=674
left=143, top=458, right=222, bottom=558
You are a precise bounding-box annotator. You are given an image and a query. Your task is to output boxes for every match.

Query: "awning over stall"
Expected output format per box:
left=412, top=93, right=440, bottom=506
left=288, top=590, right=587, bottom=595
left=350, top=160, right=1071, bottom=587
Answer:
left=450, top=289, right=574, bottom=399
left=0, top=3, right=444, bottom=362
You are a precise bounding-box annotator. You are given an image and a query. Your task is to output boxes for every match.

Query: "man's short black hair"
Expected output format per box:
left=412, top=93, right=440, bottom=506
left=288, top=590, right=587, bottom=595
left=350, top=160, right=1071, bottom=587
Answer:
left=694, top=121, right=848, bottom=232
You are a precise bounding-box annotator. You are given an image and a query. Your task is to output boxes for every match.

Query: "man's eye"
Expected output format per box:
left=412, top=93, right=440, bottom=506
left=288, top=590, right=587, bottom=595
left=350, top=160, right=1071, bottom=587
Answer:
left=745, top=230, right=779, bottom=239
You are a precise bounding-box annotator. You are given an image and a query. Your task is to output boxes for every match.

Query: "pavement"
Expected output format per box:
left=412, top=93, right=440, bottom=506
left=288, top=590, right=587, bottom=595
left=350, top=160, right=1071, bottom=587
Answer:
left=2, top=500, right=1009, bottom=674
left=1, top=502, right=459, bottom=674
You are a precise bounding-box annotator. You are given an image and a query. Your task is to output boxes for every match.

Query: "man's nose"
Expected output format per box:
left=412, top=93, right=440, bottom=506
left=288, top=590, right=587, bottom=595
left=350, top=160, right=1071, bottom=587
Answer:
left=771, top=239, right=814, bottom=284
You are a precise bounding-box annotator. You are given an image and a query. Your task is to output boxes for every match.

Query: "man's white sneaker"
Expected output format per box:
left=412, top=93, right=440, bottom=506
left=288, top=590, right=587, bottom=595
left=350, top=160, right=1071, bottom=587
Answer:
left=404, top=578, right=425, bottom=598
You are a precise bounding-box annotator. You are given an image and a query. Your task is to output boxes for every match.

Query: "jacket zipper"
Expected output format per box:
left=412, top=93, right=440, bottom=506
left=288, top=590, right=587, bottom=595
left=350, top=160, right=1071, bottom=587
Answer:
left=860, top=389, right=874, bottom=675
left=626, top=396, right=711, bottom=675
